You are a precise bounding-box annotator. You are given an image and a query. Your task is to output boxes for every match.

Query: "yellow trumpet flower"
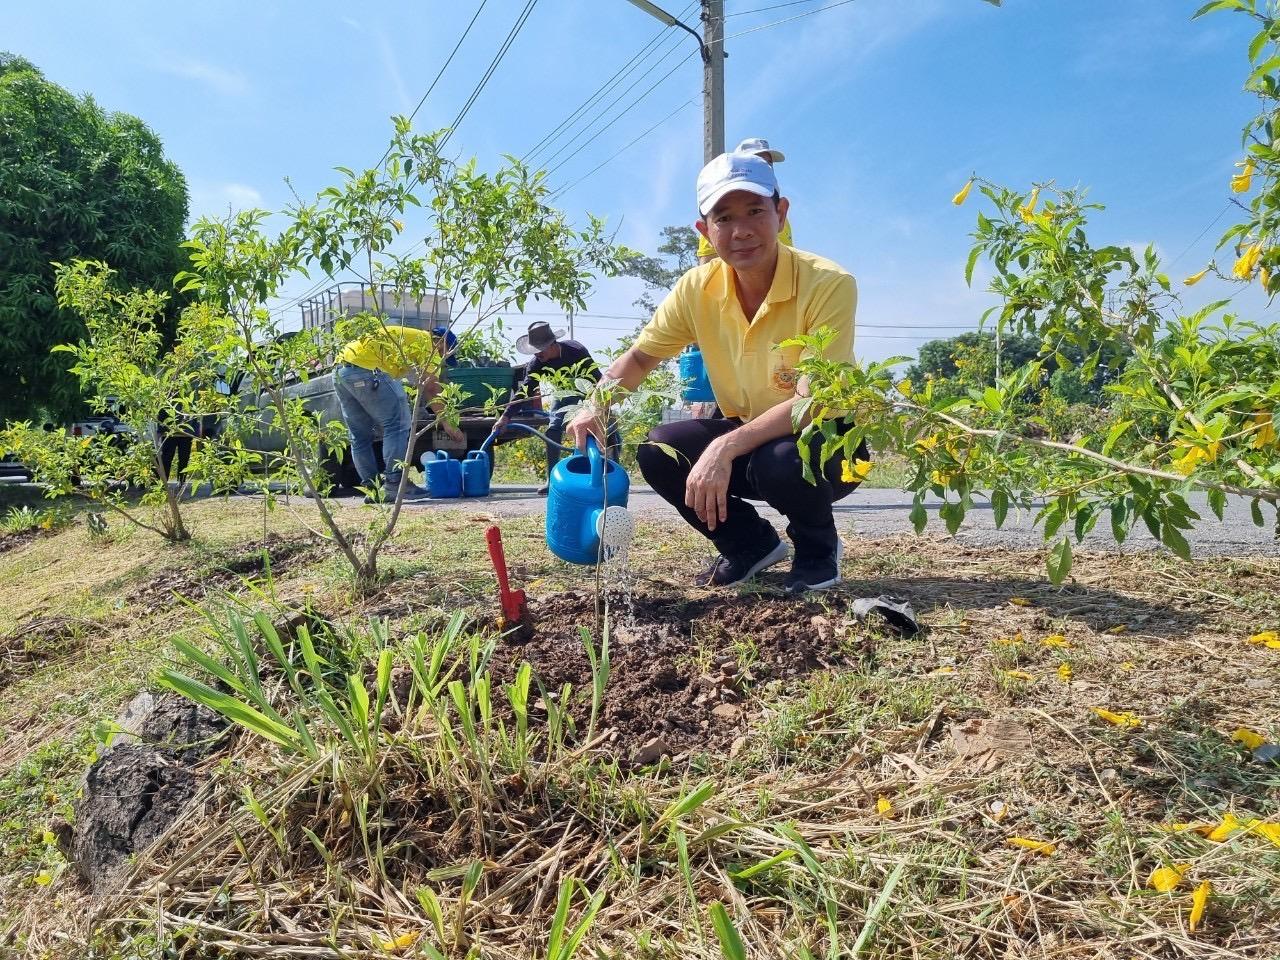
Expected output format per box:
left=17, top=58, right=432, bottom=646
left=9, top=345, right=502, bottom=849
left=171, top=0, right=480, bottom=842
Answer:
left=952, top=178, right=974, bottom=206
left=1183, top=267, right=1210, bottom=286
left=841, top=459, right=873, bottom=483
left=1233, top=242, right=1262, bottom=280
left=1231, top=158, right=1255, bottom=194
left=1018, top=186, right=1041, bottom=223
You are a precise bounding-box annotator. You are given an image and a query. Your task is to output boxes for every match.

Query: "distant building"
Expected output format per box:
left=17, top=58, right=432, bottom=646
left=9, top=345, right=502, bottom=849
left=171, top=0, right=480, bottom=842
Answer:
left=300, top=283, right=450, bottom=336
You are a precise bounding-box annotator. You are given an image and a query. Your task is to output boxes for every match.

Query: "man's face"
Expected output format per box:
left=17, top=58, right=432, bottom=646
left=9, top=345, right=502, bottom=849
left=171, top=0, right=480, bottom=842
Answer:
left=697, top=190, right=789, bottom=273
left=535, top=341, right=560, bottom=363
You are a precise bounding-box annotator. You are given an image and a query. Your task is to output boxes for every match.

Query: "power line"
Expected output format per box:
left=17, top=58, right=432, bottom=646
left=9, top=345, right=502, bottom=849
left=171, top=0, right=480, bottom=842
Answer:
left=443, top=0, right=540, bottom=147
left=726, top=0, right=826, bottom=17
left=540, top=43, right=696, bottom=175
left=270, top=1, right=495, bottom=320
left=1167, top=201, right=1231, bottom=270
left=522, top=2, right=697, bottom=166
left=723, top=0, right=859, bottom=41
left=553, top=98, right=699, bottom=200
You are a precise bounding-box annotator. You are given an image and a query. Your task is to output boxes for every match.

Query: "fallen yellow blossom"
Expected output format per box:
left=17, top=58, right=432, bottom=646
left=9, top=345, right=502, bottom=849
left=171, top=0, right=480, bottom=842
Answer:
left=1189, top=880, right=1211, bottom=932
left=1006, top=836, right=1056, bottom=855
left=377, top=931, right=421, bottom=953
left=1252, top=821, right=1280, bottom=847
left=1041, top=634, right=1070, bottom=648
left=1231, top=728, right=1267, bottom=751
left=1008, top=597, right=1032, bottom=607
left=1001, top=669, right=1037, bottom=683
left=1206, top=812, right=1243, bottom=843
left=1058, top=662, right=1073, bottom=683
left=876, top=795, right=895, bottom=819
left=1147, top=864, right=1188, bottom=893
left=1247, top=630, right=1280, bottom=648
left=1092, top=707, right=1141, bottom=728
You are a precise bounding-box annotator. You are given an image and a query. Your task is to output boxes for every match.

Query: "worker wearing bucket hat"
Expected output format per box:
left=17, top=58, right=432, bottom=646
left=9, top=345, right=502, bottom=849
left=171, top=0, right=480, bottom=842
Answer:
left=697, top=137, right=794, bottom=264
left=500, top=320, right=618, bottom=494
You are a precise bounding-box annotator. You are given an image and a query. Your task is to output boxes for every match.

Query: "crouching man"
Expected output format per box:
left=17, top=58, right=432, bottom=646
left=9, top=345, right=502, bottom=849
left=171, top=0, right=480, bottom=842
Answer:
left=567, top=152, right=866, bottom=593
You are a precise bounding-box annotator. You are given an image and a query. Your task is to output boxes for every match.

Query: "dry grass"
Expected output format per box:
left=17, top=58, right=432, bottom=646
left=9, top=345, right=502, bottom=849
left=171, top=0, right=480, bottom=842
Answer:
left=1, top=499, right=1279, bottom=958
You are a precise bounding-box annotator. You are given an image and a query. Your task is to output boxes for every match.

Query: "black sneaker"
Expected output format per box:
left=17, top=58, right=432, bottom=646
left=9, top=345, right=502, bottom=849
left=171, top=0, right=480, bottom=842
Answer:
left=535, top=483, right=549, bottom=496
left=785, top=539, right=844, bottom=594
left=701, top=537, right=789, bottom=587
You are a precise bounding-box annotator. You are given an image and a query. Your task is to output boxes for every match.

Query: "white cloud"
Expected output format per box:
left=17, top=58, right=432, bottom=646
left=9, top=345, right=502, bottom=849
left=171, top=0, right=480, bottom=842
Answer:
left=188, top=181, right=266, bottom=221
left=155, top=57, right=249, bottom=97
left=374, top=26, right=412, bottom=114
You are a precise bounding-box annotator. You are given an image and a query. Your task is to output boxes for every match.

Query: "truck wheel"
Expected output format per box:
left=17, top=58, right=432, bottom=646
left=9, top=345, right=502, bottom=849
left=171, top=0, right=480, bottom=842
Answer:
left=322, top=450, right=361, bottom=490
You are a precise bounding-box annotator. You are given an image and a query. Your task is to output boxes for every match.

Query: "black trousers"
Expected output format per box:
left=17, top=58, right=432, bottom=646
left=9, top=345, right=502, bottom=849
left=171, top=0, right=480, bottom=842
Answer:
left=636, top=416, right=865, bottom=560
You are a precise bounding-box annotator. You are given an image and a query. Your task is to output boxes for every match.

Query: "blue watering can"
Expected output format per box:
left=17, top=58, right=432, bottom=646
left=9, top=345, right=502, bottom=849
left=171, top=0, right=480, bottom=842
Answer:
left=678, top=346, right=715, bottom=403
left=545, top=436, right=631, bottom=565
left=422, top=450, right=462, bottom=498
left=461, top=449, right=490, bottom=497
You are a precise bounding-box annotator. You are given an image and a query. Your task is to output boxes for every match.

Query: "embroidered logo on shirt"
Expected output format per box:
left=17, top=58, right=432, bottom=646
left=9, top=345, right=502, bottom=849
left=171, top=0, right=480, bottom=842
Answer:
left=771, top=365, right=799, bottom=391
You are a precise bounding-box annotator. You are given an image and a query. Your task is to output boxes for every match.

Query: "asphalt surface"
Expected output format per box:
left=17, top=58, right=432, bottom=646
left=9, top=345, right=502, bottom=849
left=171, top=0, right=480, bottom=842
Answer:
left=364, top=485, right=1280, bottom=558
left=4, top=478, right=1274, bottom=557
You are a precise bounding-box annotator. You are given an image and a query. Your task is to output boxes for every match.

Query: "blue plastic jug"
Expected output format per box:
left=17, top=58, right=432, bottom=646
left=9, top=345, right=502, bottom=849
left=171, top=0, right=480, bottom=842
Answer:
left=546, top=437, right=630, bottom=564
left=678, top=346, right=715, bottom=403
left=461, top=450, right=490, bottom=497
left=423, top=450, right=462, bottom=498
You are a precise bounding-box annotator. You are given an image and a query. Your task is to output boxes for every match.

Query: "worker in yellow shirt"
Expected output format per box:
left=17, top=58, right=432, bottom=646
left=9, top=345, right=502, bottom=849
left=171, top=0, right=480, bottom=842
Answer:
left=336, top=324, right=462, bottom=502
left=567, top=152, right=865, bottom=594
left=696, top=137, right=793, bottom=264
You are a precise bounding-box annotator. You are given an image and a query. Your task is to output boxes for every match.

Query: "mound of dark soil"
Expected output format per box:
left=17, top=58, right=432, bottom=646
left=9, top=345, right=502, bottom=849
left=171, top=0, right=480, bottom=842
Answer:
left=486, top=588, right=869, bottom=762
left=71, top=693, right=230, bottom=891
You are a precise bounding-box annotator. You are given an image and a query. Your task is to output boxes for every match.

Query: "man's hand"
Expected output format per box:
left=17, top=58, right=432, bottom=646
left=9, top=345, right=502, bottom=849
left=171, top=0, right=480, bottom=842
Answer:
left=566, top=405, right=608, bottom=451
left=442, top=423, right=465, bottom=443
left=685, top=439, right=733, bottom=531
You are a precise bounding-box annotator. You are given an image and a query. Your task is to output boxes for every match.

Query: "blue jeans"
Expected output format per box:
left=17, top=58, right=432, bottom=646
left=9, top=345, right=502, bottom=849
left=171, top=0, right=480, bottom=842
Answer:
left=334, top=364, right=412, bottom=487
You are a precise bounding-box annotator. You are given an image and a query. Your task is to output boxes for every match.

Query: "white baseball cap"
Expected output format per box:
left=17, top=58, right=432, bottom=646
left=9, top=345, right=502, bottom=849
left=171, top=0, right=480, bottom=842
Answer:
left=735, top=137, right=786, bottom=163
left=696, top=152, right=778, bottom=217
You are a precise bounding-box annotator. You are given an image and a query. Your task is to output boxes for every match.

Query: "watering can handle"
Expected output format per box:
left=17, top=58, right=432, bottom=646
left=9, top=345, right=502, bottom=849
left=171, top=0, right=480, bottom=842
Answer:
left=586, top=435, right=604, bottom=489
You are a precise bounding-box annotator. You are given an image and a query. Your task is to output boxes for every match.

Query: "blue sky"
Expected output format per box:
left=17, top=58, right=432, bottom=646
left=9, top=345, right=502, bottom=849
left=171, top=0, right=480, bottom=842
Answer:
left=2, top=0, right=1269, bottom=364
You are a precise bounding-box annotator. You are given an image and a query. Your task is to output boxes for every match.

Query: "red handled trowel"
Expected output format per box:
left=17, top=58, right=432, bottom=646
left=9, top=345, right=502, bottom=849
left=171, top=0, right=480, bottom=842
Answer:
left=485, top=525, right=529, bottom=630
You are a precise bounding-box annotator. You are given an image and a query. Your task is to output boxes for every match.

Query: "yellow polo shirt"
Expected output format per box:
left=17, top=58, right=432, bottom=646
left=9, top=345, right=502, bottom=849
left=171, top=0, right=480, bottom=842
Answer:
left=635, top=245, right=856, bottom=421
left=339, top=325, right=440, bottom=379
left=697, top=218, right=793, bottom=259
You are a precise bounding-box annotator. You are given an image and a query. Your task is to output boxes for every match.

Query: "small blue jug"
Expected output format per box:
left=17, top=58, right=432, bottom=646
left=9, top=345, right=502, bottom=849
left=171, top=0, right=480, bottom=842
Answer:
left=678, top=346, right=715, bottom=403
left=546, top=436, right=629, bottom=564
left=461, top=450, right=490, bottom=497
left=423, top=450, right=462, bottom=498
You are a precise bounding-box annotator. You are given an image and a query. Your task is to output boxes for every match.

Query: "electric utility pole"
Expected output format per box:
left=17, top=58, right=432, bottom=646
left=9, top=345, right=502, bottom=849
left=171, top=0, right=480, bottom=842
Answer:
left=624, top=0, right=725, bottom=163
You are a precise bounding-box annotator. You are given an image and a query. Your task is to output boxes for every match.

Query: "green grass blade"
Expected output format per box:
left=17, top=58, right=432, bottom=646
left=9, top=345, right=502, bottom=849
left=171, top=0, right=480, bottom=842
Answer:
left=709, top=902, right=747, bottom=960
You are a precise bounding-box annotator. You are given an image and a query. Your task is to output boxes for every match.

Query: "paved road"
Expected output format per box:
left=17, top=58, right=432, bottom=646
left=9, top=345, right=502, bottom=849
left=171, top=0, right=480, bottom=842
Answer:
left=5, top=477, right=1273, bottom=556
left=378, top=485, right=1280, bottom=558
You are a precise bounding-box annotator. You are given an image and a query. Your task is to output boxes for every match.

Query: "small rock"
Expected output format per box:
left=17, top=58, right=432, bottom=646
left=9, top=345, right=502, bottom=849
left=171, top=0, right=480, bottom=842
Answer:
left=711, top=703, right=742, bottom=722
left=631, top=736, right=672, bottom=766
left=718, top=661, right=740, bottom=678
left=729, top=736, right=748, bottom=759
left=1099, top=768, right=1120, bottom=784
left=1253, top=744, right=1280, bottom=765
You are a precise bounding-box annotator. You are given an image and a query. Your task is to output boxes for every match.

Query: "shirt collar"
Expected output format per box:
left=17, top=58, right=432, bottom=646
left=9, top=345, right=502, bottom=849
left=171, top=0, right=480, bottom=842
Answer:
left=706, top=242, right=797, bottom=306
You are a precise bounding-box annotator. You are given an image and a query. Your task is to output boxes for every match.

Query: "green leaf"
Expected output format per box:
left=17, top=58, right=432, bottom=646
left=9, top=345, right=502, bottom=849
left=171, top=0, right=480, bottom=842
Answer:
left=1161, top=522, right=1192, bottom=561
left=1251, top=497, right=1265, bottom=527
left=1046, top=538, right=1073, bottom=585
left=1207, top=487, right=1226, bottom=521
left=991, top=489, right=1009, bottom=528
left=909, top=499, right=928, bottom=534
left=709, top=903, right=748, bottom=960
left=939, top=501, right=964, bottom=536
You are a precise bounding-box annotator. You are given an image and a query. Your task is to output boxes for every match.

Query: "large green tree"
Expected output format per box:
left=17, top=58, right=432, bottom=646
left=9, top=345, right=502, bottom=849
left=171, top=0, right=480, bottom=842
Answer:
left=0, top=53, right=188, bottom=423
